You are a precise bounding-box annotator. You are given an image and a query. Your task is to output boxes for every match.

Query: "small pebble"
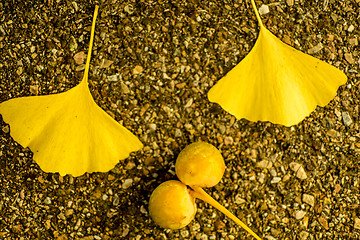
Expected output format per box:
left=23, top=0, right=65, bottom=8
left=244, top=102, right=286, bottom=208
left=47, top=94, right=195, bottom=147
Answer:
left=44, top=197, right=51, bottom=205
left=29, top=85, right=39, bottom=95
left=326, top=129, right=339, bottom=138
left=295, top=210, right=306, bottom=220
left=296, top=167, right=307, bottom=180
left=200, top=234, right=208, bottom=240
left=58, top=212, right=66, bottom=221
left=354, top=218, right=360, bottom=230
left=286, top=0, right=294, bottom=6
left=344, top=53, right=355, bottom=64
left=289, top=162, right=301, bottom=172
left=255, top=160, right=273, bottom=169
left=299, top=231, right=309, bottom=240
left=301, top=216, right=309, bottom=228
left=125, top=161, right=136, bottom=170
left=140, top=205, right=147, bottom=214
left=270, top=168, right=277, bottom=177
left=102, top=194, right=108, bottom=201
left=271, top=177, right=282, bottom=184
left=148, top=123, right=157, bottom=132
left=175, top=128, right=182, bottom=137
left=349, top=38, right=358, bottom=46
left=342, top=112, right=352, bottom=126
left=99, top=59, right=114, bottom=69
left=122, top=227, right=130, bottom=237
left=234, top=194, right=246, bottom=204
left=122, top=179, right=133, bottom=189
left=318, top=217, right=329, bottom=230
left=265, top=236, right=276, bottom=240
left=334, top=109, right=342, bottom=119
left=308, top=43, right=323, bottom=54
left=74, top=219, right=81, bottom=230
left=20, top=190, right=25, bottom=199
left=107, top=74, right=120, bottom=82
left=132, top=65, right=144, bottom=75
left=69, top=36, right=78, bottom=52
left=2, top=125, right=9, bottom=133
left=73, top=51, right=86, bottom=64
left=113, top=194, right=120, bottom=206
left=334, top=184, right=341, bottom=194
left=124, top=5, right=134, bottom=14
left=65, top=209, right=74, bottom=217
left=258, top=5, right=269, bottom=15
left=121, top=82, right=130, bottom=94
left=184, top=98, right=193, bottom=108
left=289, top=162, right=307, bottom=180
left=302, top=194, right=315, bottom=207
left=180, top=230, right=189, bottom=238
left=224, top=136, right=233, bottom=145
left=347, top=24, right=355, bottom=32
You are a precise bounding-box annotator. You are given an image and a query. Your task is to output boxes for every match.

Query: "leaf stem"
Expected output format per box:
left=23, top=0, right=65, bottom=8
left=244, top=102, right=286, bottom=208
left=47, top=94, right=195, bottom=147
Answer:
left=82, top=5, right=99, bottom=84
left=250, top=0, right=265, bottom=29
left=190, top=186, right=262, bottom=240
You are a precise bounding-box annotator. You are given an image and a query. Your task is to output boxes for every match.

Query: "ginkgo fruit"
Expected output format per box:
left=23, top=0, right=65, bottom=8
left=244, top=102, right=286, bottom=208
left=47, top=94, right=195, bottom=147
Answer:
left=149, top=142, right=262, bottom=240
left=149, top=180, right=197, bottom=229
left=175, top=142, right=225, bottom=187
left=0, top=6, right=143, bottom=176
left=208, top=0, right=347, bottom=126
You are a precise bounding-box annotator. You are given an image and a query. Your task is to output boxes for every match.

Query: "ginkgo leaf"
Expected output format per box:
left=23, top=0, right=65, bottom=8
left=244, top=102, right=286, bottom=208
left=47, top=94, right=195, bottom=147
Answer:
left=208, top=0, right=347, bottom=126
left=0, top=5, right=143, bottom=177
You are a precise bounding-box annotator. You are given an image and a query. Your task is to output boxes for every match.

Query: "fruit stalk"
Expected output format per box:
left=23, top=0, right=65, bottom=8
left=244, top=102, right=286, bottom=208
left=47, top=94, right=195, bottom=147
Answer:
left=190, top=186, right=262, bottom=240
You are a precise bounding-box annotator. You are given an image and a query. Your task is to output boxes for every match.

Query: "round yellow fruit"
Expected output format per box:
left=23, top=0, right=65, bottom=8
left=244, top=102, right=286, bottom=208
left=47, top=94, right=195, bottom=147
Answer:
left=148, top=180, right=197, bottom=229
left=175, top=142, right=225, bottom=187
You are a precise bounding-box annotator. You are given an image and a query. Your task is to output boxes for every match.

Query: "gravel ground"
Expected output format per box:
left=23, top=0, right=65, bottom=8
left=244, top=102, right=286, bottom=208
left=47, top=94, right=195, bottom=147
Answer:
left=1, top=0, right=360, bottom=239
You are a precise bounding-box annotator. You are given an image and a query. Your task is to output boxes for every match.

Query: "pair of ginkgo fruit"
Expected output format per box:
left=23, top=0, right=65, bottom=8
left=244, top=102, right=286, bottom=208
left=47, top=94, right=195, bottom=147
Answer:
left=149, top=141, right=263, bottom=239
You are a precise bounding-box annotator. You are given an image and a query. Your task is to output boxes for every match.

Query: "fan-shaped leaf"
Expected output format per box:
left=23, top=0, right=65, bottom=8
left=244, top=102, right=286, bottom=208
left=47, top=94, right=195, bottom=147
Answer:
left=0, top=6, right=143, bottom=176
left=208, top=0, right=347, bottom=126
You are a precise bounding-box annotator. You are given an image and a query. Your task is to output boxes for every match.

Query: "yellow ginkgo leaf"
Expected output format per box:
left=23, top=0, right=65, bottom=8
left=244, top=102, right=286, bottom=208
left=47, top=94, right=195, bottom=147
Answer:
left=208, top=0, right=347, bottom=126
left=0, top=5, right=143, bottom=177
